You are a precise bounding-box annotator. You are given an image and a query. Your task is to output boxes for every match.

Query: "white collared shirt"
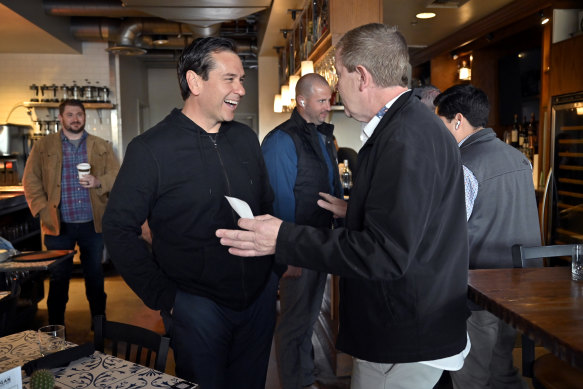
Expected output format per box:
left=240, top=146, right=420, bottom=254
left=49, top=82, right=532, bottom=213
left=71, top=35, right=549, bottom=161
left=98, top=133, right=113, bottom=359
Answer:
left=360, top=89, right=410, bottom=145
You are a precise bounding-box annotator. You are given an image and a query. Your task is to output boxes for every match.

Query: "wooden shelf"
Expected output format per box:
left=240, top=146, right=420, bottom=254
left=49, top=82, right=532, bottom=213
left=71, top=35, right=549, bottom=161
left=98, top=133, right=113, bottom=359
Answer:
left=23, top=102, right=115, bottom=109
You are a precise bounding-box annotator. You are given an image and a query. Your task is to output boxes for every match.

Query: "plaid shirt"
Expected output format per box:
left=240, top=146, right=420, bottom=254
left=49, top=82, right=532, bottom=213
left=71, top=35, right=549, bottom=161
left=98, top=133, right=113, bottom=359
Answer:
left=60, top=131, right=93, bottom=223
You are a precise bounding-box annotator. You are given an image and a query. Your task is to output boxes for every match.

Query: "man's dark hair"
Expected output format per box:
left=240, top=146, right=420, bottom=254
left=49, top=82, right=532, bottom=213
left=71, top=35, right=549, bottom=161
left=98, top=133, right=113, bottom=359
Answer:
left=59, top=99, right=85, bottom=115
left=434, top=84, right=489, bottom=128
left=177, top=37, right=238, bottom=101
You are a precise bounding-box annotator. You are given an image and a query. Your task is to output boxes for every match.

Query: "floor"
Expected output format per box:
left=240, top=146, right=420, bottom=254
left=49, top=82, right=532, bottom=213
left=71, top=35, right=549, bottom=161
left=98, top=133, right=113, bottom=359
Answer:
left=23, top=266, right=541, bottom=389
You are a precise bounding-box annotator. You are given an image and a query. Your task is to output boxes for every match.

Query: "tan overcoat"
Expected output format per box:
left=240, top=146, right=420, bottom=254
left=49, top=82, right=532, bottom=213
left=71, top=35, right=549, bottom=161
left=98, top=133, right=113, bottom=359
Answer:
left=23, top=132, right=120, bottom=235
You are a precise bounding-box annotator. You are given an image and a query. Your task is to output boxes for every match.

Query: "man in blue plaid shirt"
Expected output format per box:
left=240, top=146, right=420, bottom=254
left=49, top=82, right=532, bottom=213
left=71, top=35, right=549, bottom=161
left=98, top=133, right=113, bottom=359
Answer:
left=23, top=99, right=119, bottom=326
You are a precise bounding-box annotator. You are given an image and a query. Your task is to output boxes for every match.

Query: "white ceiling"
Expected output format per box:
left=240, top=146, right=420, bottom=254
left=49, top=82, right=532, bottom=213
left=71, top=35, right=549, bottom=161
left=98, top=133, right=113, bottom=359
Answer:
left=383, top=0, right=515, bottom=48
left=0, top=0, right=516, bottom=56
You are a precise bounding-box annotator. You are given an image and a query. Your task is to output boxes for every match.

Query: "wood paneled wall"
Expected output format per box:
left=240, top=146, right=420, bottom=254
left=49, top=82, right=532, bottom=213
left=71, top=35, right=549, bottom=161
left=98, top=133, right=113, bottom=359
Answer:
left=471, top=48, right=501, bottom=135
left=329, top=0, right=382, bottom=45
left=550, top=34, right=583, bottom=97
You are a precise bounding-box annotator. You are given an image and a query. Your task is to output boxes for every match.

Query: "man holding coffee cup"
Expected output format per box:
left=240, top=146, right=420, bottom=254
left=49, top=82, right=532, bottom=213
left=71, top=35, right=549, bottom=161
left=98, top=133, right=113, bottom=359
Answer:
left=23, top=99, right=120, bottom=326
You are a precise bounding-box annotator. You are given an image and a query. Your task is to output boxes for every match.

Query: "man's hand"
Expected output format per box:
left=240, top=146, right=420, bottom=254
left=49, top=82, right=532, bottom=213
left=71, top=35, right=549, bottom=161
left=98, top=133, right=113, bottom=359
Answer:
left=140, top=220, right=153, bottom=245
left=282, top=265, right=302, bottom=278
left=317, top=192, right=347, bottom=218
left=79, top=174, right=101, bottom=189
left=216, top=214, right=282, bottom=257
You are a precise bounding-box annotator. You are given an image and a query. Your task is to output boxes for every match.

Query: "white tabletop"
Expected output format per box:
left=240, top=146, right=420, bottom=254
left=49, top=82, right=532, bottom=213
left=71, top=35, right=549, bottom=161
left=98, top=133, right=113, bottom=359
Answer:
left=0, top=330, right=196, bottom=388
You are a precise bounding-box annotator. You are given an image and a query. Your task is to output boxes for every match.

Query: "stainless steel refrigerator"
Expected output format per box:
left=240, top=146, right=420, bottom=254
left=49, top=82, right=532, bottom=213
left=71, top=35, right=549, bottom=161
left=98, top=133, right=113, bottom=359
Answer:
left=541, top=91, right=583, bottom=247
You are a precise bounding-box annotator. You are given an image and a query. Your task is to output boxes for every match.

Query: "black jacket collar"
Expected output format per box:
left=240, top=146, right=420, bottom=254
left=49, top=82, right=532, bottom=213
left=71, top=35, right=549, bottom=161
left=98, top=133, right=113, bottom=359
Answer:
left=365, top=90, right=413, bottom=146
left=290, top=108, right=334, bottom=138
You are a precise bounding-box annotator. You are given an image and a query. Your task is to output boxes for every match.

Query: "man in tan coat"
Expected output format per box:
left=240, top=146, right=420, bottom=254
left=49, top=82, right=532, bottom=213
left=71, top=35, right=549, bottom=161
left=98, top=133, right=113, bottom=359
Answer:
left=23, top=99, right=119, bottom=326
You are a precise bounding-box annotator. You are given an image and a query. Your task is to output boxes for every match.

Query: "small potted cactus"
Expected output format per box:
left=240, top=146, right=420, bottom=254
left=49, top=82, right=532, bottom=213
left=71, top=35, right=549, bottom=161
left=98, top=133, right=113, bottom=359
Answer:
left=30, top=369, right=55, bottom=389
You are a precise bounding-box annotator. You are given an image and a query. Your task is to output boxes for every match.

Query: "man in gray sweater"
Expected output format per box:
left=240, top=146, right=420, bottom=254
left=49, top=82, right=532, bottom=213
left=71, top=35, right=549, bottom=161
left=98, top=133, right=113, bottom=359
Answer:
left=435, top=84, right=541, bottom=389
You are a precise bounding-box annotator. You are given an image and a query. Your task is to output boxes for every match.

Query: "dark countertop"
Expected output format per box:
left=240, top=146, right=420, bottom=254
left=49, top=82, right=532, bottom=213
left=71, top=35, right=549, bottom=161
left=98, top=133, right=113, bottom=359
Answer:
left=0, top=186, right=27, bottom=215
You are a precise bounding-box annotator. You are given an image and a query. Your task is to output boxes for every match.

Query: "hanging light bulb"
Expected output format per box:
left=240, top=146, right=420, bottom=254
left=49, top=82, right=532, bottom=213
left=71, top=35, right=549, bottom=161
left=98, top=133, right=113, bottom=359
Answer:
left=301, top=61, right=314, bottom=76
left=281, top=84, right=291, bottom=106
left=274, top=94, right=283, bottom=113
left=459, top=60, right=471, bottom=81
left=289, top=75, right=300, bottom=100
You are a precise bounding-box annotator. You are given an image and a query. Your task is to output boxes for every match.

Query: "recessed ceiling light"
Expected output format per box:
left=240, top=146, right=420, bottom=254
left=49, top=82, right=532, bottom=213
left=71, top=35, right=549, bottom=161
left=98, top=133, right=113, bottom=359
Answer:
left=416, top=12, right=436, bottom=19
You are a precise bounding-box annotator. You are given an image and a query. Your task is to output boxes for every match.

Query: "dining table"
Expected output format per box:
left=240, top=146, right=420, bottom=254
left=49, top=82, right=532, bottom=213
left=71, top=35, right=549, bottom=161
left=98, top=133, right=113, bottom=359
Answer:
left=0, top=330, right=197, bottom=388
left=0, top=250, right=75, bottom=273
left=467, top=266, right=583, bottom=375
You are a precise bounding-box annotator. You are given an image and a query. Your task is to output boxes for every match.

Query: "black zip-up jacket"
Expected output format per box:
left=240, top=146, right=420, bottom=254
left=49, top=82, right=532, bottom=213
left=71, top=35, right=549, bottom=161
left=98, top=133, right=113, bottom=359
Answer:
left=102, top=108, right=275, bottom=313
left=275, top=91, right=469, bottom=363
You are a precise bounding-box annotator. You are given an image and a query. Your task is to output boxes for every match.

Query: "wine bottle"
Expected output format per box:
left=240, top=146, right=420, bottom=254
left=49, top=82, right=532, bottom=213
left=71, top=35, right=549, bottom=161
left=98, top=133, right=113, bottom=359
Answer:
left=341, top=159, right=353, bottom=198
left=529, top=113, right=538, bottom=154
left=519, top=115, right=527, bottom=149
left=511, top=114, right=519, bottom=148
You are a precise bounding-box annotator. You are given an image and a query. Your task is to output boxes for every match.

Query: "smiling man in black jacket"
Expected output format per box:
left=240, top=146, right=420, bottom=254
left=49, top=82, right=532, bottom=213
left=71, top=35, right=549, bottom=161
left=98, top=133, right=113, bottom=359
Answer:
left=217, top=23, right=470, bottom=389
left=102, top=37, right=277, bottom=389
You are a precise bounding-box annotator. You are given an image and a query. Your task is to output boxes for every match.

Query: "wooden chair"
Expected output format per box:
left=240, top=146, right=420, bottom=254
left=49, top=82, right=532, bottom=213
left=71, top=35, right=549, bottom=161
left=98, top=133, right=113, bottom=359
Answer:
left=93, top=315, right=170, bottom=372
left=0, top=291, right=17, bottom=336
left=511, top=244, right=583, bottom=389
left=0, top=284, right=21, bottom=337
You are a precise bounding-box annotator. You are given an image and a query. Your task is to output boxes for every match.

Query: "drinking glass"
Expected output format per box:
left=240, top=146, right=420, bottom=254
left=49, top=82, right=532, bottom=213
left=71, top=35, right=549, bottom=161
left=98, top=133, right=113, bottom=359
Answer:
left=572, top=244, right=583, bottom=281
left=38, top=324, right=65, bottom=356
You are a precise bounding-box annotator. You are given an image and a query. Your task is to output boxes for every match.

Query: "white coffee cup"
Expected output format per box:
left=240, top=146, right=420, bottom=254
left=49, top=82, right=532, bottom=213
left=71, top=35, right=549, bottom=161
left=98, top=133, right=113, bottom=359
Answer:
left=77, top=163, right=91, bottom=179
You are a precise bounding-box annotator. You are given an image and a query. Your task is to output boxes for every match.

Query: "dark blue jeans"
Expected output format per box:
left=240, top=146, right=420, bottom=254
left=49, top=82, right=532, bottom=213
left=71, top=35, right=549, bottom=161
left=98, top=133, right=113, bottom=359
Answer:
left=44, top=221, right=106, bottom=325
left=166, top=272, right=278, bottom=389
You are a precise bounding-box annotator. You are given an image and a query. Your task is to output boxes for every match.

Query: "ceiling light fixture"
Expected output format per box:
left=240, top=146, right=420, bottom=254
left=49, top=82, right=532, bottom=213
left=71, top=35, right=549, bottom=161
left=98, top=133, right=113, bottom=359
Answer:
left=280, top=29, right=293, bottom=39
left=106, top=45, right=147, bottom=56
left=152, top=35, right=169, bottom=45
left=281, top=84, right=291, bottom=106
left=274, top=94, right=283, bottom=113
left=301, top=61, right=314, bottom=76
left=459, top=60, right=471, bottom=81
left=539, top=11, right=550, bottom=25
left=289, top=75, right=300, bottom=100
left=288, top=9, right=303, bottom=20
left=416, top=12, right=436, bottom=19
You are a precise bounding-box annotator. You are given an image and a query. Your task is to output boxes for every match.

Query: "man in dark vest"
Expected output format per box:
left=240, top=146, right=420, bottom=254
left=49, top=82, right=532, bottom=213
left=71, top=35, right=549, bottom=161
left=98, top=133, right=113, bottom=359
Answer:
left=435, top=84, right=540, bottom=389
left=262, top=73, right=342, bottom=389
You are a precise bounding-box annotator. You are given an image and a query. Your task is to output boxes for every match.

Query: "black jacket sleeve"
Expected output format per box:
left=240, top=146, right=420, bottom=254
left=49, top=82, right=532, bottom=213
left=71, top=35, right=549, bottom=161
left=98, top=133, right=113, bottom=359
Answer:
left=275, top=115, right=459, bottom=281
left=102, top=139, right=177, bottom=313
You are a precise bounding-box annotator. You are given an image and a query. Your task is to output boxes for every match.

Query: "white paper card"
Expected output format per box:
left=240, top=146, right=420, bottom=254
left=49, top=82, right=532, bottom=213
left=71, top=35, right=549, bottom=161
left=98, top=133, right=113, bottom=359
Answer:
left=225, top=196, right=254, bottom=219
left=0, top=366, right=23, bottom=389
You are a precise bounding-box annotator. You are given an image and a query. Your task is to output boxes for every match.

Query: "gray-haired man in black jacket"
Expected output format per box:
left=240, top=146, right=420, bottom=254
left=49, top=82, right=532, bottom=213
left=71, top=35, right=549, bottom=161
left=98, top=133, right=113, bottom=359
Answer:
left=217, top=23, right=470, bottom=389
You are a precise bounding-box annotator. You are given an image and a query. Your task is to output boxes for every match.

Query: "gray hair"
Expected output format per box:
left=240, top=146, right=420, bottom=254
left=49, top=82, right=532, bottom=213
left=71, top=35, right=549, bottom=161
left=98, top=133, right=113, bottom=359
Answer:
left=413, top=85, right=441, bottom=110
left=336, top=23, right=409, bottom=88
